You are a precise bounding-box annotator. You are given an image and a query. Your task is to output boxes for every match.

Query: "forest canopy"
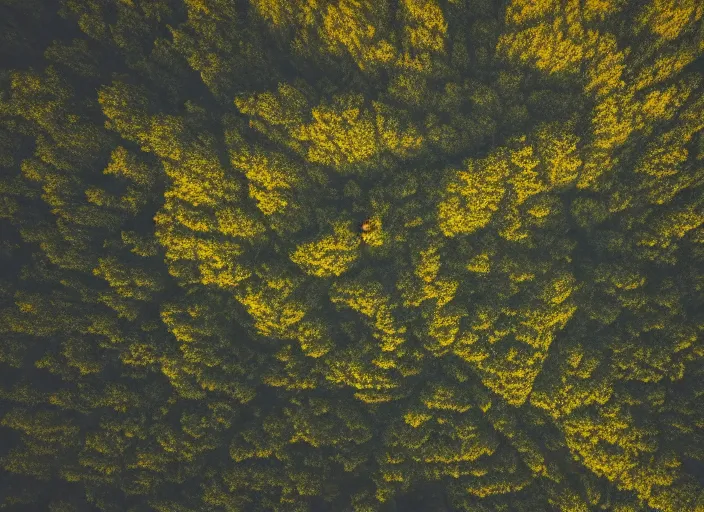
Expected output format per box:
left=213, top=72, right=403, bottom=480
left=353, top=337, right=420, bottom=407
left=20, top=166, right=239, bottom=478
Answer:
left=1, top=0, right=704, bottom=511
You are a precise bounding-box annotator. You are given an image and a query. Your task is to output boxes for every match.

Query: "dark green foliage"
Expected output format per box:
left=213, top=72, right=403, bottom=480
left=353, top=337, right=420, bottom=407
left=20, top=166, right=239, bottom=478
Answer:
left=1, top=0, right=704, bottom=511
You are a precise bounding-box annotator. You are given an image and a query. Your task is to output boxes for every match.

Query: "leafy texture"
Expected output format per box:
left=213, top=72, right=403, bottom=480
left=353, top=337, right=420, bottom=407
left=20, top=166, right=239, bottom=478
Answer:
left=1, top=0, right=703, bottom=511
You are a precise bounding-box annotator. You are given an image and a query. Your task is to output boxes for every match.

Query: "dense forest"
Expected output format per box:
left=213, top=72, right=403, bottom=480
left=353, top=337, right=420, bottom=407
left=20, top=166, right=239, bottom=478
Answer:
left=1, top=0, right=703, bottom=510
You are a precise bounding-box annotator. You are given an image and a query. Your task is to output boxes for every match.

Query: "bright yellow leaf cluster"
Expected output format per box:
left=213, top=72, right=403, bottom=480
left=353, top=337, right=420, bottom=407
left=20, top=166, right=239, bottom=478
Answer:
left=322, top=0, right=396, bottom=71
left=438, top=151, right=510, bottom=237
left=638, top=0, right=703, bottom=41
left=330, top=278, right=406, bottom=352
left=237, top=271, right=307, bottom=338
left=294, top=94, right=380, bottom=168
left=290, top=220, right=360, bottom=277
left=535, top=124, right=582, bottom=188
left=401, top=0, right=447, bottom=54
left=439, top=124, right=581, bottom=238
left=231, top=148, right=301, bottom=216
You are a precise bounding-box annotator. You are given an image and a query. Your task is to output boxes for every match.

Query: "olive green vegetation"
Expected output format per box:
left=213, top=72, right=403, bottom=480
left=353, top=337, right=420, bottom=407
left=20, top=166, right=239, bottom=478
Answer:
left=1, top=0, right=703, bottom=511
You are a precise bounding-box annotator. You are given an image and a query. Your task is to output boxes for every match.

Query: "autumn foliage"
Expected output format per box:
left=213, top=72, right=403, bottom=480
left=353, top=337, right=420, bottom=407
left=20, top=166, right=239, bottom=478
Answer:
left=1, top=0, right=703, bottom=511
